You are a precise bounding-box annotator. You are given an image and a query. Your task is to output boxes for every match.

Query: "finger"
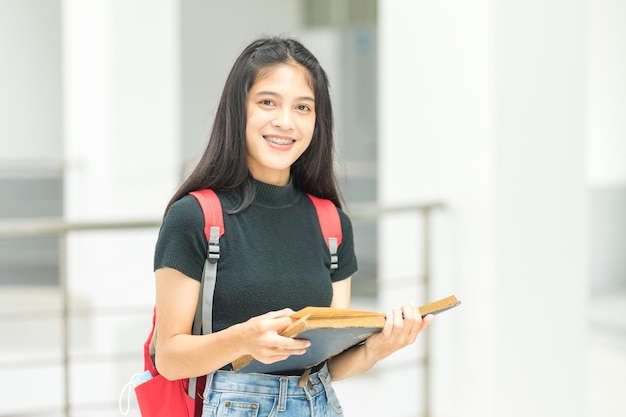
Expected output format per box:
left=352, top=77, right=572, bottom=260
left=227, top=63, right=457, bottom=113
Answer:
left=264, top=346, right=308, bottom=364
left=271, top=339, right=310, bottom=358
left=264, top=308, right=295, bottom=319
left=382, top=310, right=394, bottom=337
left=256, top=337, right=309, bottom=360
left=421, top=313, right=435, bottom=329
left=392, top=307, right=404, bottom=330
left=267, top=354, right=290, bottom=363
left=257, top=352, right=291, bottom=364
left=271, top=316, right=297, bottom=330
left=403, top=304, right=425, bottom=319
left=287, top=337, right=311, bottom=350
left=268, top=334, right=311, bottom=351
left=400, top=305, right=419, bottom=339
left=400, top=305, right=414, bottom=320
left=256, top=313, right=297, bottom=333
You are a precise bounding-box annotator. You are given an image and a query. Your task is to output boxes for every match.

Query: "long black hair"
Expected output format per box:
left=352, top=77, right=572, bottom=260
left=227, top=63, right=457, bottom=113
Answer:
left=165, top=36, right=341, bottom=216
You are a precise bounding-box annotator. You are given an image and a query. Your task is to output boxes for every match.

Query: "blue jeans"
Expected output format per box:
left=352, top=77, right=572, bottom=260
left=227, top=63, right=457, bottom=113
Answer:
left=202, top=364, right=343, bottom=417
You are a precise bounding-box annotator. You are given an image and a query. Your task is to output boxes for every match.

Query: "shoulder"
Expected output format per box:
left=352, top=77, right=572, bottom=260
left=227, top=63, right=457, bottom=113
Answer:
left=332, top=206, right=358, bottom=281
left=331, top=204, right=354, bottom=237
left=336, top=206, right=352, bottom=228
left=302, top=195, right=354, bottom=234
left=162, top=194, right=204, bottom=232
left=155, top=194, right=207, bottom=280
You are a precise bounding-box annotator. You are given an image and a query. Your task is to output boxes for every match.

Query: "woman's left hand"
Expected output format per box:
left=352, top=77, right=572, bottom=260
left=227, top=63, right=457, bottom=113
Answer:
left=364, top=305, right=434, bottom=361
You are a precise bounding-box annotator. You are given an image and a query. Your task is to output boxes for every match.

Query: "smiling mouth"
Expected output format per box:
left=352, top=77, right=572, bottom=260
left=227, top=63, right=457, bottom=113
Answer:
left=264, top=136, right=295, bottom=145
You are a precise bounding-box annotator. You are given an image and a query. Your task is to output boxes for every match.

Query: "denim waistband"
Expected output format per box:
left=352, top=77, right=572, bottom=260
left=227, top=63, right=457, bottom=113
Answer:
left=206, top=363, right=332, bottom=399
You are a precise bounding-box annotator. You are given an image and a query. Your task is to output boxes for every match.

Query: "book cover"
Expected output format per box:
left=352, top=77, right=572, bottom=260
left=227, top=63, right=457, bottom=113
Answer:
left=231, top=295, right=460, bottom=373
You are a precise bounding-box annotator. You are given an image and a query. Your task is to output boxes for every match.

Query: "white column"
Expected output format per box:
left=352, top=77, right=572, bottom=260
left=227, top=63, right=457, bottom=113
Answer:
left=587, top=0, right=626, bottom=187
left=62, top=0, right=180, bottom=301
left=61, top=0, right=180, bottom=407
left=63, top=0, right=181, bottom=221
left=492, top=2, right=587, bottom=416
left=587, top=0, right=626, bottom=292
left=0, top=0, right=62, bottom=163
left=378, top=1, right=587, bottom=417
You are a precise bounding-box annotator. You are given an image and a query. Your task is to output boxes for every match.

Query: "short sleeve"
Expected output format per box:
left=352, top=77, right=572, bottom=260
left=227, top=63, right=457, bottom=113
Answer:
left=330, top=208, right=358, bottom=282
left=153, top=195, right=207, bottom=282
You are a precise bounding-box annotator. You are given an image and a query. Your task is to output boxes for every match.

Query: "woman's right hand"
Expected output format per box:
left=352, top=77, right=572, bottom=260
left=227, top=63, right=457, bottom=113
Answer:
left=238, top=308, right=311, bottom=364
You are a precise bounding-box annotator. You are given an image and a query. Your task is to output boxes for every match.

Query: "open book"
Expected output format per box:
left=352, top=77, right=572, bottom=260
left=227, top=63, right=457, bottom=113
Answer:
left=231, top=294, right=461, bottom=373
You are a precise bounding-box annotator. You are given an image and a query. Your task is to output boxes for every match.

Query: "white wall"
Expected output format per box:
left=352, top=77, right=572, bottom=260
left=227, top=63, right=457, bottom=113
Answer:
left=587, top=0, right=626, bottom=292
left=0, top=0, right=62, bottom=163
left=61, top=0, right=181, bottom=411
left=62, top=0, right=181, bottom=221
left=587, top=0, right=626, bottom=187
left=378, top=1, right=587, bottom=417
left=493, top=2, right=587, bottom=416
left=180, top=0, right=302, bottom=168
left=61, top=0, right=181, bottom=336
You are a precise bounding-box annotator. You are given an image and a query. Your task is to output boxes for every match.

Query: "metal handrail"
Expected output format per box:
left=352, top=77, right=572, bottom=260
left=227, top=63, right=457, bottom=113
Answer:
left=0, top=200, right=445, bottom=239
left=350, top=201, right=444, bottom=417
left=348, top=201, right=445, bottom=218
left=0, top=200, right=444, bottom=417
left=0, top=219, right=162, bottom=238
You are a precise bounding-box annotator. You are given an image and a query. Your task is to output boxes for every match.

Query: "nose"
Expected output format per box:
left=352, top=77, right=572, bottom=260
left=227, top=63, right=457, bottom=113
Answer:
left=271, top=107, right=294, bottom=130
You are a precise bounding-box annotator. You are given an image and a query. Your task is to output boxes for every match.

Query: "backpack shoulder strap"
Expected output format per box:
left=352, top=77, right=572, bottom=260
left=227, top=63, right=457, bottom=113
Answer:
left=187, top=189, right=224, bottom=403
left=188, top=189, right=224, bottom=335
left=189, top=189, right=224, bottom=259
left=306, top=194, right=342, bottom=270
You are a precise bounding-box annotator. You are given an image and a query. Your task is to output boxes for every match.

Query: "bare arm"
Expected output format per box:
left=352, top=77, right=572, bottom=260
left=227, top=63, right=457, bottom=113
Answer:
left=154, top=267, right=310, bottom=380
left=326, top=278, right=434, bottom=381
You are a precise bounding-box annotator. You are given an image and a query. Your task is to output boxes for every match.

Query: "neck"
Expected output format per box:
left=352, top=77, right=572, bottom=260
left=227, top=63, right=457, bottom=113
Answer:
left=252, top=178, right=299, bottom=208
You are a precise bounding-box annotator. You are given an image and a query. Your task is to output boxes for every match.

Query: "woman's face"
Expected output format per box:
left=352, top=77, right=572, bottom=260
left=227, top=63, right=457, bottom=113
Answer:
left=245, top=63, right=316, bottom=186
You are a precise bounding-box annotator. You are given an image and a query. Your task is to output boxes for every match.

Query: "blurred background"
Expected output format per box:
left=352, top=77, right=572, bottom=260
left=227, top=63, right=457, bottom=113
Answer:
left=0, top=0, right=624, bottom=416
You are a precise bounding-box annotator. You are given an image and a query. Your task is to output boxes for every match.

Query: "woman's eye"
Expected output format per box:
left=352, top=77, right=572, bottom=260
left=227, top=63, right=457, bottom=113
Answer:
left=297, top=104, right=311, bottom=112
left=260, top=99, right=274, bottom=106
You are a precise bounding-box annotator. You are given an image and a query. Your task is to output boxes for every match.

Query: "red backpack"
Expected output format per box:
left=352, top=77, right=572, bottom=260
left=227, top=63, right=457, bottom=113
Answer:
left=132, top=190, right=342, bottom=417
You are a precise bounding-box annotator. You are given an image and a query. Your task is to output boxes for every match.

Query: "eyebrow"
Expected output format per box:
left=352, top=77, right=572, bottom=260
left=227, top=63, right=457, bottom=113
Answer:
left=254, top=91, right=315, bottom=102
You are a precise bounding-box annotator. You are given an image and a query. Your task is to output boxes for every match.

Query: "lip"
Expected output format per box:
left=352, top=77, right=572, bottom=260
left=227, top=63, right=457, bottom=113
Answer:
left=263, top=135, right=296, bottom=147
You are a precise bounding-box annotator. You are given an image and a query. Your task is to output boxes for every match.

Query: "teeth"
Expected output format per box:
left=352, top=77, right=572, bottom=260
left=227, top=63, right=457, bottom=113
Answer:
left=265, top=136, right=294, bottom=145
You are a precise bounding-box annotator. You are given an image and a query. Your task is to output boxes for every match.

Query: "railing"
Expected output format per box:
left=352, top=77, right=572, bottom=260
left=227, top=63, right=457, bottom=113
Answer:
left=0, top=218, right=161, bottom=417
left=0, top=201, right=443, bottom=417
left=350, top=201, right=444, bottom=417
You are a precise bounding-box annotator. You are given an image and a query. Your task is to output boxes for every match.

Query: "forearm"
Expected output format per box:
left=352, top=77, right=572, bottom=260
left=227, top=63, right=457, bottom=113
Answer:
left=156, top=309, right=310, bottom=380
left=327, top=343, right=379, bottom=381
left=155, top=323, right=245, bottom=380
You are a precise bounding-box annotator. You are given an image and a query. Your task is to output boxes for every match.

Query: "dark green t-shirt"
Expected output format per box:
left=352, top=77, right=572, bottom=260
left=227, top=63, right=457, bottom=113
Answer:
left=154, top=180, right=358, bottom=333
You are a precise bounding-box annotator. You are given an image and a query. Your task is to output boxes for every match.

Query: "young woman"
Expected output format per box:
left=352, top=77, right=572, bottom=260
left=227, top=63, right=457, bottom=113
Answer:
left=153, top=36, right=433, bottom=416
